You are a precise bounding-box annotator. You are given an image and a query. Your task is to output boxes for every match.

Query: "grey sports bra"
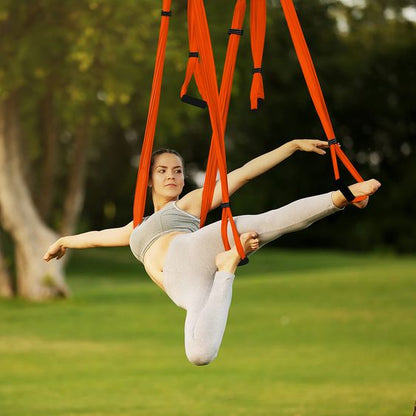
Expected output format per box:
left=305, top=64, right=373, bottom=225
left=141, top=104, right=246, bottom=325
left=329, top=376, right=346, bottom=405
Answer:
left=129, top=201, right=200, bottom=263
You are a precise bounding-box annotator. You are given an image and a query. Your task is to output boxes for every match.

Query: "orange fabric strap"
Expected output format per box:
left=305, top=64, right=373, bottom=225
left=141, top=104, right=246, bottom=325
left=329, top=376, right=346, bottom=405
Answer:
left=190, top=0, right=247, bottom=260
left=199, top=0, right=246, bottom=229
left=250, top=0, right=266, bottom=110
left=180, top=0, right=208, bottom=107
left=133, top=1, right=172, bottom=227
left=280, top=0, right=365, bottom=201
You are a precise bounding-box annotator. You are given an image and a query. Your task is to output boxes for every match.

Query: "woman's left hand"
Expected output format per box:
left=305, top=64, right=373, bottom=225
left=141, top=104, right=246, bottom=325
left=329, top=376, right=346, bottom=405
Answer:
left=294, top=139, right=329, bottom=155
left=43, top=239, right=67, bottom=262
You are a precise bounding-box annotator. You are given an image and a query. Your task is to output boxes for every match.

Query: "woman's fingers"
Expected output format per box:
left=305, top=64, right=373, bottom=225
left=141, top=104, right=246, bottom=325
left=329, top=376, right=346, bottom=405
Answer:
left=297, top=139, right=329, bottom=152
left=316, top=140, right=329, bottom=148
left=43, top=252, right=54, bottom=262
left=309, top=140, right=328, bottom=154
left=43, top=242, right=65, bottom=261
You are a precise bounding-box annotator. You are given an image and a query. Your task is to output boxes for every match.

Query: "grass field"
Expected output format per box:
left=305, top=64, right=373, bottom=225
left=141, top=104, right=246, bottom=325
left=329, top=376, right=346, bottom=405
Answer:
left=1, top=248, right=415, bottom=416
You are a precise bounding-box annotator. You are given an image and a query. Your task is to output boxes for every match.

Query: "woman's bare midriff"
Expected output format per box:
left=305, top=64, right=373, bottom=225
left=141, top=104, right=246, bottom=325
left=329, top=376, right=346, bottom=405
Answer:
left=142, top=231, right=187, bottom=291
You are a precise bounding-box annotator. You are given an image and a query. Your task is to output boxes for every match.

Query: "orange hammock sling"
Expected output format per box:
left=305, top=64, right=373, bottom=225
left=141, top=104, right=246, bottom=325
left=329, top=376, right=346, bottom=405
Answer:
left=132, top=0, right=364, bottom=263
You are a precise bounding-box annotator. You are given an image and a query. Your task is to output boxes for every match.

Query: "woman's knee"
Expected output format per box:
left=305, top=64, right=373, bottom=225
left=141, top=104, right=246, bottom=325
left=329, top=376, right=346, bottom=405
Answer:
left=185, top=345, right=218, bottom=366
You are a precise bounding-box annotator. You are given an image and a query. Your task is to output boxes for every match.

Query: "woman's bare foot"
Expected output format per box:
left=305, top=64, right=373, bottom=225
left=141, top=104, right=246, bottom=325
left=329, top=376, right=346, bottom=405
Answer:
left=215, top=232, right=259, bottom=273
left=332, top=179, right=381, bottom=209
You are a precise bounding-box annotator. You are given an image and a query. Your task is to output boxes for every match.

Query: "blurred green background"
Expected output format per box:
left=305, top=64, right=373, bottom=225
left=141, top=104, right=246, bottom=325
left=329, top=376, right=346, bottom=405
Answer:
left=1, top=1, right=415, bottom=414
left=1, top=0, right=415, bottom=252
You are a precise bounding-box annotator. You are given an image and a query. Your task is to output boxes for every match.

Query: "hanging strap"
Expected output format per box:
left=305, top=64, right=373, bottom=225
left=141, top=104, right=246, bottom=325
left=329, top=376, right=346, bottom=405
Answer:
left=249, top=0, right=266, bottom=110
left=280, top=0, right=365, bottom=202
left=180, top=0, right=208, bottom=108
left=190, top=0, right=247, bottom=262
left=133, top=0, right=172, bottom=227
left=200, top=0, right=246, bottom=229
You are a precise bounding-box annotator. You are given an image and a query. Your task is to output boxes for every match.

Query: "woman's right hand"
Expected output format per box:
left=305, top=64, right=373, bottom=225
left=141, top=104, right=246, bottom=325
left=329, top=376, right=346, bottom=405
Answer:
left=43, top=239, right=67, bottom=262
left=293, top=139, right=329, bottom=155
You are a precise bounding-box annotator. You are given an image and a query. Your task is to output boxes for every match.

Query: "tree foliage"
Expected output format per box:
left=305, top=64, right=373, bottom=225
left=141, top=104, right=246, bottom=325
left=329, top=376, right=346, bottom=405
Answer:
left=0, top=0, right=414, bottom=300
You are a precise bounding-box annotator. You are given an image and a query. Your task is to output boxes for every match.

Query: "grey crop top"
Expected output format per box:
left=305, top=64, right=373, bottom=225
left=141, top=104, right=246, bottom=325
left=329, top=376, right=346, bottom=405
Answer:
left=129, top=201, right=200, bottom=263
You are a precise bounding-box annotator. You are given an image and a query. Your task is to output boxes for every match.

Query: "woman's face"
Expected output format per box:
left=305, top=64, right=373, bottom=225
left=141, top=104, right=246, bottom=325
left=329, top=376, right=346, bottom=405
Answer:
left=149, top=153, right=185, bottom=200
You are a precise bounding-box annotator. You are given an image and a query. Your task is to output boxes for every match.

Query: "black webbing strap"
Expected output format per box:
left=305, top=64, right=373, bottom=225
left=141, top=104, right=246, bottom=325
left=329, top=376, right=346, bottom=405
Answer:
left=330, top=138, right=354, bottom=201
left=189, top=51, right=199, bottom=58
left=221, top=202, right=231, bottom=209
left=238, top=257, right=249, bottom=266
left=335, top=178, right=355, bottom=202
left=181, top=94, right=207, bottom=109
left=161, top=10, right=172, bottom=16
left=252, top=67, right=262, bottom=74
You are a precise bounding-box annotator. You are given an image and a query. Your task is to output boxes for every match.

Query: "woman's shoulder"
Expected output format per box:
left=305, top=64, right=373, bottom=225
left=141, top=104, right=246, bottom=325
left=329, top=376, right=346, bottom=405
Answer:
left=176, top=189, right=202, bottom=218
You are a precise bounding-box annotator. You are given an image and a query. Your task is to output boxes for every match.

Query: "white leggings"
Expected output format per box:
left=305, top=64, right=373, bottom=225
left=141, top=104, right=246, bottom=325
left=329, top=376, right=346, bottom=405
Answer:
left=162, top=192, right=340, bottom=365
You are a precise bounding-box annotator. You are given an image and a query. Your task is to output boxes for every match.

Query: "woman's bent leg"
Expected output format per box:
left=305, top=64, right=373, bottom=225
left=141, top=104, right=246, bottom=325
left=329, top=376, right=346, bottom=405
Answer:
left=184, top=271, right=234, bottom=366
left=163, top=234, right=234, bottom=365
left=162, top=192, right=340, bottom=365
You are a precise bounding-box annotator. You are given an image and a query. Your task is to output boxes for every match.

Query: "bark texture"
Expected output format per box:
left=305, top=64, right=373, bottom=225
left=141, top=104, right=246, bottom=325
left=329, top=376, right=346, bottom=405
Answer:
left=60, top=120, right=90, bottom=236
left=0, top=96, right=69, bottom=300
left=36, top=90, right=58, bottom=221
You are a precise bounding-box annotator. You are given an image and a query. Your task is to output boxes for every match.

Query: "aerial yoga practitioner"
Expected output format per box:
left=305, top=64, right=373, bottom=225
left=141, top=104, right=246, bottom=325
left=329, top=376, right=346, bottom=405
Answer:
left=44, top=142, right=381, bottom=365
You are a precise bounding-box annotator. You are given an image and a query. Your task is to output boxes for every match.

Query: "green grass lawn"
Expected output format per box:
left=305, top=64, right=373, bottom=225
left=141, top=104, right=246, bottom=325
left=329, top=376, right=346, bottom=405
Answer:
left=1, top=248, right=415, bottom=416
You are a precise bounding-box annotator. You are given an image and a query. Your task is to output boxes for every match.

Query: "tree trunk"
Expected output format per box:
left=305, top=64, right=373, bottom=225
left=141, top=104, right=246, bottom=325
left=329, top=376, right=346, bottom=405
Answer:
left=0, top=238, right=13, bottom=298
left=36, top=89, right=58, bottom=221
left=0, top=95, right=69, bottom=300
left=60, top=119, right=90, bottom=236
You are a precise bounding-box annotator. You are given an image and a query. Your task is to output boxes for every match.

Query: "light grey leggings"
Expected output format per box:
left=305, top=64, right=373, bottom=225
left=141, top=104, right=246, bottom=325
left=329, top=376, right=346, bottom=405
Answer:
left=162, top=192, right=340, bottom=365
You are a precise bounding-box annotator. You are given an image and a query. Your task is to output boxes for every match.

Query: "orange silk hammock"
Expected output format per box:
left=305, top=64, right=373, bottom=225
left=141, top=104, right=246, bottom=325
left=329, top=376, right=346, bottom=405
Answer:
left=132, top=0, right=365, bottom=264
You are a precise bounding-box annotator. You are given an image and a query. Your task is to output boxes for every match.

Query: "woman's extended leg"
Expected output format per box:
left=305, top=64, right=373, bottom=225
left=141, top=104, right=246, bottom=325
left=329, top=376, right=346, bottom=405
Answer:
left=231, top=179, right=380, bottom=247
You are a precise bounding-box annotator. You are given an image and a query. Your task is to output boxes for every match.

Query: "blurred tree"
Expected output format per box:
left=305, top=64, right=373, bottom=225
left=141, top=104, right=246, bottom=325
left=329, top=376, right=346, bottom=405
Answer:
left=334, top=0, right=416, bottom=252
left=0, top=0, right=189, bottom=299
left=0, top=94, right=67, bottom=299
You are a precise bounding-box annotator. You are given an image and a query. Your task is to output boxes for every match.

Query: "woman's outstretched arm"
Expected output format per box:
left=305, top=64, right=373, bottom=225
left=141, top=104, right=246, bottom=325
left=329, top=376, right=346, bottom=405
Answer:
left=225, top=139, right=327, bottom=189
left=178, top=139, right=328, bottom=215
left=43, top=221, right=133, bottom=261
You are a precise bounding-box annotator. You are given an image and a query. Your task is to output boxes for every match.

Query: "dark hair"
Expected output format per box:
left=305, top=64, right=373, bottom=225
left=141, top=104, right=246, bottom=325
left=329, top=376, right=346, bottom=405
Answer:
left=150, top=148, right=185, bottom=173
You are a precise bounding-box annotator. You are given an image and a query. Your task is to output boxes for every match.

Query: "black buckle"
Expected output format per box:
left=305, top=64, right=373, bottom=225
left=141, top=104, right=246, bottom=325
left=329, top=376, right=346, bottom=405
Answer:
left=161, top=10, right=172, bottom=16
left=252, top=67, right=262, bottom=74
left=228, top=28, right=244, bottom=36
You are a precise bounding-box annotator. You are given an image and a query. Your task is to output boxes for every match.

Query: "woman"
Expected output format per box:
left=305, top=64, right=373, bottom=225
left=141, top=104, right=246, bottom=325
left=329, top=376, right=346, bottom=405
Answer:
left=44, top=139, right=381, bottom=365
